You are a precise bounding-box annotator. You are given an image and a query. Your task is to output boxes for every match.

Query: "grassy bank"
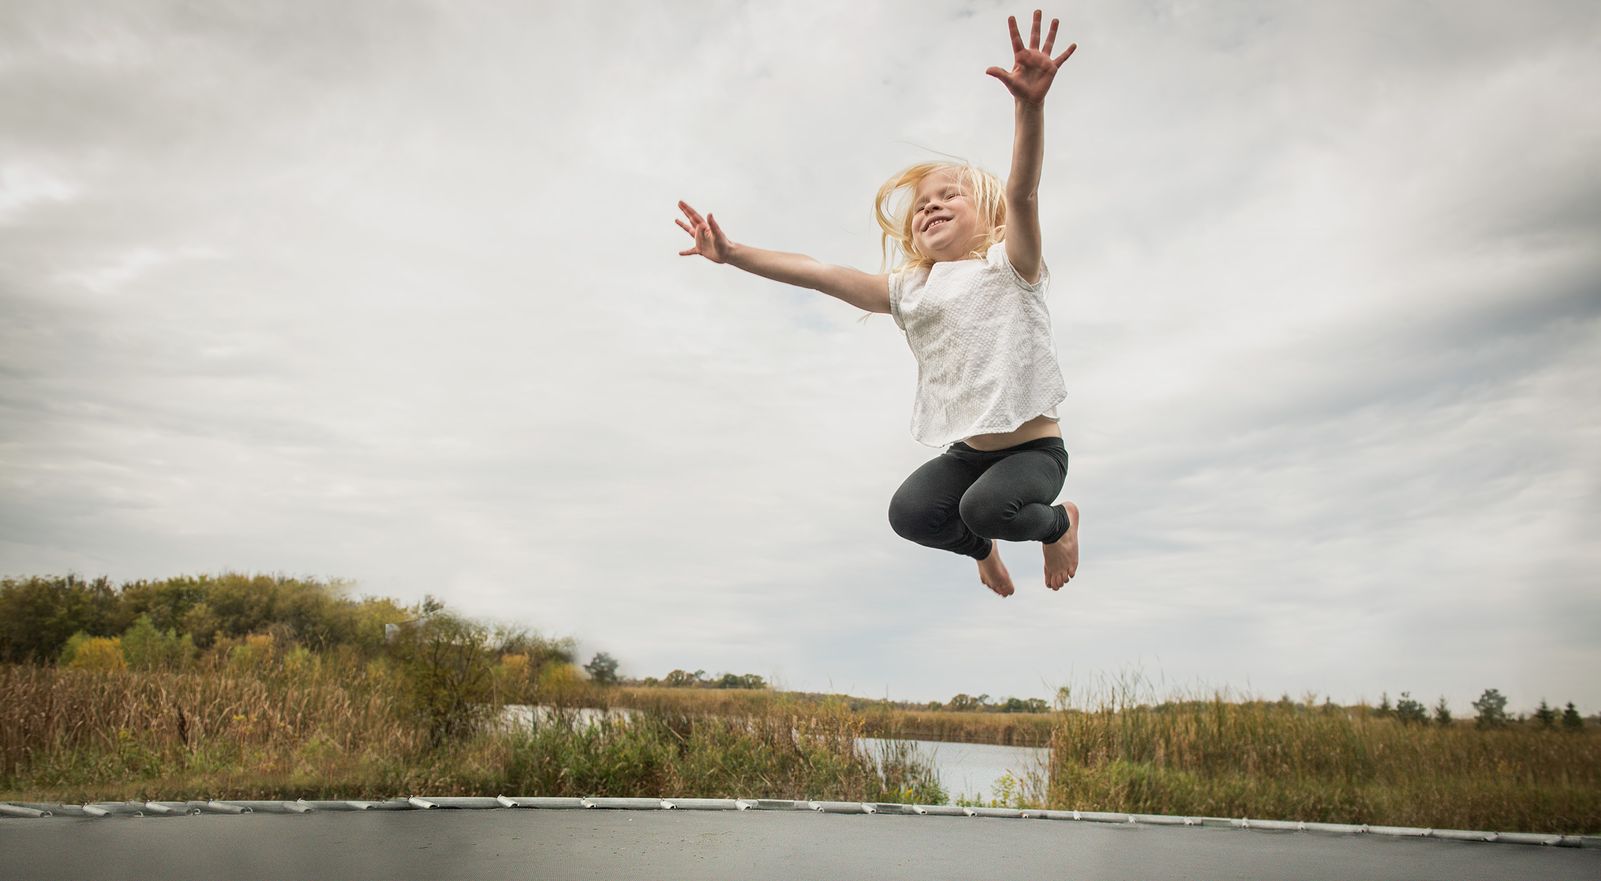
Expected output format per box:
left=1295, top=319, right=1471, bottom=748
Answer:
left=0, top=663, right=943, bottom=806
left=1045, top=696, right=1601, bottom=834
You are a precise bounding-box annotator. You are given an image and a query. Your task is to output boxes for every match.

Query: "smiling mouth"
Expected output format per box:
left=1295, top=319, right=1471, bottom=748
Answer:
left=926, top=219, right=949, bottom=231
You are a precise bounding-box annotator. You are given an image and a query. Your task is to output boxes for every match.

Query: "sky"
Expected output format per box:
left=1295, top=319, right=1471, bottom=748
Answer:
left=2, top=0, right=1598, bottom=714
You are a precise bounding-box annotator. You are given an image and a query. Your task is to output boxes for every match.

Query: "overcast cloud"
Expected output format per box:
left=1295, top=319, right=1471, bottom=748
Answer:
left=2, top=0, right=1598, bottom=712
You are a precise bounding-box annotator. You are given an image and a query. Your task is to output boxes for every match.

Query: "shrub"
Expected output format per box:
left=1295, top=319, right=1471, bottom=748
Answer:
left=61, top=634, right=126, bottom=671
left=120, top=614, right=197, bottom=671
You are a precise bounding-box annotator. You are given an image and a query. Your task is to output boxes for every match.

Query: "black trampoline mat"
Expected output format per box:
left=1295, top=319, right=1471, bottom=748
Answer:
left=2, top=809, right=1597, bottom=881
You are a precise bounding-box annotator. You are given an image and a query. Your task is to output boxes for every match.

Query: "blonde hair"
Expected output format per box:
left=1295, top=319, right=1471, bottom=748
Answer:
left=874, top=161, right=1008, bottom=275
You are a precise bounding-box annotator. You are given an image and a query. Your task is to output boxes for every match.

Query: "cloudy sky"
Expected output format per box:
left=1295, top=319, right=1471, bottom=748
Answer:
left=3, top=0, right=1597, bottom=713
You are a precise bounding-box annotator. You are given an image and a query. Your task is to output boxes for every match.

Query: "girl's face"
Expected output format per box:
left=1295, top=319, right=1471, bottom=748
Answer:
left=912, top=170, right=983, bottom=263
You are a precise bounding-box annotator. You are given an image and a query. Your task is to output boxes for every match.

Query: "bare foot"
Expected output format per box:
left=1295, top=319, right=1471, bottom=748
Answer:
left=977, top=542, right=1015, bottom=597
left=1042, top=501, right=1080, bottom=590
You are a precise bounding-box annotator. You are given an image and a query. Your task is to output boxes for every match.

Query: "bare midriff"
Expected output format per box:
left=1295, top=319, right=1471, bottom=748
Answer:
left=961, top=413, right=1062, bottom=451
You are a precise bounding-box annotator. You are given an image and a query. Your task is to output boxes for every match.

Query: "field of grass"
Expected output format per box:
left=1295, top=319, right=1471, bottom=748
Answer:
left=7, top=574, right=1593, bottom=832
left=4, top=661, right=1598, bottom=833
left=1040, top=693, right=1601, bottom=834
left=0, top=662, right=943, bottom=806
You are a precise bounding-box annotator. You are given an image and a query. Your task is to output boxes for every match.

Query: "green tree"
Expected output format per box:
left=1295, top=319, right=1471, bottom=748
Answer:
left=663, top=669, right=706, bottom=688
left=1472, top=688, right=1509, bottom=729
left=1561, top=702, right=1584, bottom=731
left=1433, top=696, right=1453, bottom=726
left=388, top=610, right=497, bottom=748
left=1533, top=699, right=1558, bottom=730
left=583, top=651, right=620, bottom=685
left=0, top=575, right=126, bottom=663
left=1395, top=692, right=1428, bottom=725
left=947, top=693, right=991, bottom=712
left=120, top=614, right=197, bottom=670
left=1374, top=692, right=1394, bottom=719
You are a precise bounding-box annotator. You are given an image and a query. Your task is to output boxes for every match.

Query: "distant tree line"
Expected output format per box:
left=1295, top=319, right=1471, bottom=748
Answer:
left=0, top=573, right=415, bottom=664
left=0, top=573, right=575, bottom=670
left=1371, top=688, right=1589, bottom=731
left=1, top=574, right=588, bottom=747
left=924, top=693, right=1051, bottom=714
left=628, top=668, right=769, bottom=690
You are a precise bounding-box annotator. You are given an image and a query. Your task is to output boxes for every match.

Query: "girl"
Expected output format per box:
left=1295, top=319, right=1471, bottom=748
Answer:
left=676, top=10, right=1079, bottom=599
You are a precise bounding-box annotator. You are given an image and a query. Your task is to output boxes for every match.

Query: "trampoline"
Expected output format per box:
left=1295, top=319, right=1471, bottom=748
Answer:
left=2, top=797, right=1597, bottom=880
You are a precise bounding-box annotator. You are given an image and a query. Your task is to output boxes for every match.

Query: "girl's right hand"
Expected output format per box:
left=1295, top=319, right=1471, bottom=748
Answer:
left=676, top=200, right=731, bottom=264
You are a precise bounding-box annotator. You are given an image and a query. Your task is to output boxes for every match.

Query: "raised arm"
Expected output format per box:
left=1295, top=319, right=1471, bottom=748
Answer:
left=985, top=9, right=1076, bottom=286
left=676, top=200, right=890, bottom=314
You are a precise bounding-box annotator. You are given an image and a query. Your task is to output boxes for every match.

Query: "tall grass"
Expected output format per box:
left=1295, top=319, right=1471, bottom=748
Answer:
left=0, top=662, right=943, bottom=806
left=609, top=687, right=1054, bottom=746
left=1046, top=688, right=1601, bottom=834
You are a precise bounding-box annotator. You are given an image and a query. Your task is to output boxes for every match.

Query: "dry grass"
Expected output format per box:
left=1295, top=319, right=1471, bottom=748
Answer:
left=1045, top=694, right=1601, bottom=834
left=0, top=664, right=942, bottom=806
left=608, top=687, right=1053, bottom=745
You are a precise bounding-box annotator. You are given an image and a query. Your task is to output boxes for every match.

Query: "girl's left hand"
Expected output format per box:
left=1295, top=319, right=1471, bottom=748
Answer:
left=985, top=9, right=1076, bottom=106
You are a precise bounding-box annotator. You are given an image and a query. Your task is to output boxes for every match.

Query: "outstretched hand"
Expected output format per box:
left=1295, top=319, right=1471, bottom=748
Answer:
left=676, top=200, right=731, bottom=264
left=985, top=9, right=1076, bottom=106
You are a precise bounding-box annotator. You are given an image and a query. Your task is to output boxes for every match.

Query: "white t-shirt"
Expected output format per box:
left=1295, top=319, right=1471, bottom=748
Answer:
left=889, top=241, right=1067, bottom=448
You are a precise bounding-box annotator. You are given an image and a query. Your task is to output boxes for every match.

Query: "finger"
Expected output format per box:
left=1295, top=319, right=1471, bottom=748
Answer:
left=678, top=248, right=697, bottom=257
left=675, top=218, right=695, bottom=236
left=986, top=66, right=1013, bottom=87
left=1029, top=9, right=1041, bottom=50
left=1053, top=43, right=1076, bottom=67
left=1042, top=18, right=1058, bottom=56
left=1007, top=15, right=1023, bottom=55
left=708, top=212, right=726, bottom=239
left=678, top=200, right=705, bottom=225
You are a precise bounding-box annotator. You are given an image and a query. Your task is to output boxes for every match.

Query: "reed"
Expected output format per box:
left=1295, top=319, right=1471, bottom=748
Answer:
left=0, top=662, right=942, bottom=806
left=608, top=687, right=1054, bottom=746
left=1045, top=693, right=1601, bottom=834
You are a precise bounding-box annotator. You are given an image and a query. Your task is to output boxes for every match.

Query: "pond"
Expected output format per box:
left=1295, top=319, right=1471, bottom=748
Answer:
left=857, top=735, right=1049, bottom=805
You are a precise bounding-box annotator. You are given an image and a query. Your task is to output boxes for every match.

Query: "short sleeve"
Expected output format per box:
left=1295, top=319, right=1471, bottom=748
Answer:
left=888, top=268, right=906, bottom=330
left=991, top=241, right=1049, bottom=294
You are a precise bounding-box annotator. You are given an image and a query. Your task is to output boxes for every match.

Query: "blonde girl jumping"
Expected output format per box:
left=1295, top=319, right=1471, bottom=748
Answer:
left=677, top=9, right=1080, bottom=598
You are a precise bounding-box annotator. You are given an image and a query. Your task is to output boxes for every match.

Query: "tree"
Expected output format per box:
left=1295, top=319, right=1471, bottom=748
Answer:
left=0, top=575, right=125, bottom=663
left=1375, top=692, right=1394, bottom=719
left=388, top=612, right=497, bottom=748
left=1472, top=688, right=1509, bottom=729
left=1533, top=700, right=1558, bottom=730
left=583, top=652, right=620, bottom=685
left=1395, top=692, right=1428, bottom=726
left=1433, top=696, right=1452, bottom=727
left=663, top=668, right=705, bottom=688
left=947, top=693, right=991, bottom=712
left=1561, top=703, right=1584, bottom=731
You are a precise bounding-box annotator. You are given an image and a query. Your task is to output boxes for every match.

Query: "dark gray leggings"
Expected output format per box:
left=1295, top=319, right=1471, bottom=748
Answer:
left=887, top=436, right=1070, bottom=561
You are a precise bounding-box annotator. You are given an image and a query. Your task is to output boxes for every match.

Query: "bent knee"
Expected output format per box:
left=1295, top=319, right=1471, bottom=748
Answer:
left=958, top=493, right=1018, bottom=538
left=887, top=495, right=933, bottom=541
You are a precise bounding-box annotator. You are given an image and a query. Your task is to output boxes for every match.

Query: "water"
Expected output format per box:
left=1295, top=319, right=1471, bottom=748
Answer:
left=858, top=735, right=1050, bottom=805
left=500, top=706, right=1049, bottom=806
left=499, top=704, right=636, bottom=729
